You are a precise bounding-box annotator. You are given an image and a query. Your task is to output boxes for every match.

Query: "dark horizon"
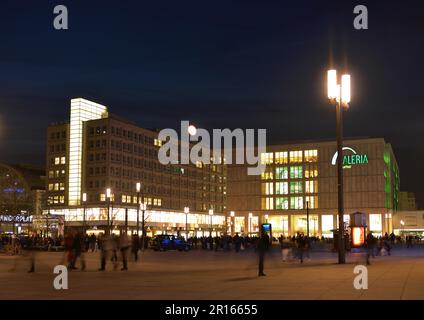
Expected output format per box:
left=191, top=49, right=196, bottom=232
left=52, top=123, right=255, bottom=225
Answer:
left=1, top=0, right=424, bottom=206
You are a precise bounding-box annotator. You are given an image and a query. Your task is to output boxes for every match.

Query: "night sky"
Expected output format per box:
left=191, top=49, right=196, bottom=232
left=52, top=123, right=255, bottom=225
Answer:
left=1, top=0, right=424, bottom=206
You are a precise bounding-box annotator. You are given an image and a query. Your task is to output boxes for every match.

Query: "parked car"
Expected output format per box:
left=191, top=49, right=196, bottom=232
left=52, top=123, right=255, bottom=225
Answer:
left=150, top=235, right=190, bottom=251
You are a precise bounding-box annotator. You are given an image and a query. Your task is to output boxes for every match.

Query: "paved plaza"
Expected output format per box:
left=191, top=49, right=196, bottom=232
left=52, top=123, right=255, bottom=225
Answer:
left=1, top=246, right=423, bottom=300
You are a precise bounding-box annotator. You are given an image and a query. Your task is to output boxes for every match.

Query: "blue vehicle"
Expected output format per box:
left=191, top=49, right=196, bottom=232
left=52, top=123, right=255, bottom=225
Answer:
left=150, top=235, right=190, bottom=251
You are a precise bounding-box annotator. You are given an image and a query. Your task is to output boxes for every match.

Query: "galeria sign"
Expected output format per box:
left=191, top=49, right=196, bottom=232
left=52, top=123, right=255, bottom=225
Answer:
left=331, top=147, right=368, bottom=168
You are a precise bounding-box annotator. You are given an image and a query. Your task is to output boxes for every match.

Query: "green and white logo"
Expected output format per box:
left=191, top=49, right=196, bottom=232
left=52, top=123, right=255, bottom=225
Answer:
left=331, top=147, right=369, bottom=168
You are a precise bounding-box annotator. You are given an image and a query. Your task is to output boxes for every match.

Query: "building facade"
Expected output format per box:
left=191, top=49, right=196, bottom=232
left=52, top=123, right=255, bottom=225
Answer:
left=399, top=192, right=417, bottom=211
left=46, top=98, right=227, bottom=236
left=0, top=163, right=45, bottom=234
left=227, top=138, right=400, bottom=237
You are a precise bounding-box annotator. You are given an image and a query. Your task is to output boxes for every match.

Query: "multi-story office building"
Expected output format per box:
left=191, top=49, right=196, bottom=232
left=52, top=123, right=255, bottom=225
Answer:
left=0, top=163, right=45, bottom=234
left=227, top=138, right=400, bottom=237
left=46, top=98, right=227, bottom=236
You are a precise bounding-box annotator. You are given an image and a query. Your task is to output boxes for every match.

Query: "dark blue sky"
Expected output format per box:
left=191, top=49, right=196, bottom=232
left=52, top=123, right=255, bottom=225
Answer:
left=1, top=0, right=424, bottom=205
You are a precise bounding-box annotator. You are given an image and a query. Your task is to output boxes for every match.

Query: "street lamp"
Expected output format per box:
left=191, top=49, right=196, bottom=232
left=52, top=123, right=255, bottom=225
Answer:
left=136, top=182, right=141, bottom=235
left=249, top=212, right=253, bottom=235
left=184, top=206, right=190, bottom=240
left=230, top=211, right=235, bottom=236
left=106, top=188, right=112, bottom=235
left=306, top=200, right=310, bottom=237
left=209, top=208, right=214, bottom=237
left=82, top=192, right=87, bottom=235
left=188, top=124, right=197, bottom=136
left=141, top=202, right=147, bottom=251
left=400, top=220, right=405, bottom=237
left=327, top=69, right=351, bottom=264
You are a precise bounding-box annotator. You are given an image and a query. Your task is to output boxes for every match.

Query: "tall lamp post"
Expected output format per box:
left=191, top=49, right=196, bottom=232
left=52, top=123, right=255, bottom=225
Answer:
left=209, top=208, right=214, bottom=237
left=306, top=200, right=309, bottom=237
left=327, top=69, right=351, bottom=264
left=184, top=206, right=190, bottom=240
left=136, top=182, right=141, bottom=235
left=230, top=211, right=235, bottom=236
left=82, top=192, right=87, bottom=235
left=106, top=188, right=111, bottom=235
left=249, top=212, right=253, bottom=235
left=141, top=202, right=147, bottom=251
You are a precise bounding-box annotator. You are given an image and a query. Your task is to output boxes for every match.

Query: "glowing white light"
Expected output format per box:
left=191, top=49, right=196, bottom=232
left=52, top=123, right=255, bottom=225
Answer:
left=188, top=125, right=197, bottom=136
left=327, top=69, right=338, bottom=100
left=136, top=182, right=141, bottom=193
left=184, top=207, right=190, bottom=214
left=106, top=188, right=111, bottom=198
left=341, top=74, right=351, bottom=104
left=82, top=193, right=87, bottom=202
left=209, top=209, right=214, bottom=216
left=230, top=211, right=235, bottom=217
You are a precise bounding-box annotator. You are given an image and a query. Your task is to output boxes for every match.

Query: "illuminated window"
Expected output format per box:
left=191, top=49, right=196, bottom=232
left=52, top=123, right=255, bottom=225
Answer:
left=276, top=197, right=289, bottom=210
left=290, top=196, right=303, bottom=209
left=59, top=196, right=65, bottom=204
left=275, top=182, right=288, bottom=195
left=260, top=153, right=274, bottom=165
left=261, top=182, right=274, bottom=195
left=59, top=183, right=65, bottom=191
left=304, top=150, right=318, bottom=162
left=369, top=214, right=382, bottom=232
left=122, top=195, right=127, bottom=203
left=61, top=157, right=66, bottom=165
left=154, top=139, right=162, bottom=147
left=290, top=181, right=303, bottom=194
left=261, top=168, right=274, bottom=180
left=289, top=151, right=302, bottom=163
left=54, top=183, right=59, bottom=191
left=261, top=197, right=274, bottom=210
left=48, top=184, right=54, bottom=191
left=100, top=194, right=106, bottom=202
left=55, top=157, right=60, bottom=165
left=305, top=196, right=318, bottom=209
left=275, top=167, right=288, bottom=179
left=49, top=171, right=54, bottom=178
left=305, top=164, right=318, bottom=178
left=275, top=152, right=288, bottom=164
left=290, top=166, right=303, bottom=179
left=322, top=215, right=333, bottom=233
left=305, top=180, right=318, bottom=194
left=196, top=161, right=203, bottom=168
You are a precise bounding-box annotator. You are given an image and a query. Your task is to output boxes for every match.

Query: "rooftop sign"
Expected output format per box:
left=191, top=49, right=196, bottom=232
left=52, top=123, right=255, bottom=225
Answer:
left=0, top=215, right=33, bottom=223
left=331, top=147, right=368, bottom=169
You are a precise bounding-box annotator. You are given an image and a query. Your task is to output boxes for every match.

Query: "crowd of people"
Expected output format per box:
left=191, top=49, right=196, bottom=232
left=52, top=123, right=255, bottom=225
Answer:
left=1, top=229, right=423, bottom=274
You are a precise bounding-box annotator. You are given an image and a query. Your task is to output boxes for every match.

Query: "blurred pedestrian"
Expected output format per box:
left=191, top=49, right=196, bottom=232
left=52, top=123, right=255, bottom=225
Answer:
left=257, top=229, right=270, bottom=276
left=119, top=233, right=130, bottom=271
left=132, top=234, right=140, bottom=261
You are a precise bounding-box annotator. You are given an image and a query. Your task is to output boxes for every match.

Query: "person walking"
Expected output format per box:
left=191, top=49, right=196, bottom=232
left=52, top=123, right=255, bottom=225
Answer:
left=119, top=233, right=131, bottom=271
left=132, top=234, right=140, bottom=262
left=99, top=233, right=116, bottom=271
left=296, top=233, right=306, bottom=263
left=365, top=232, right=375, bottom=265
left=71, top=232, right=86, bottom=271
left=257, top=229, right=270, bottom=276
left=280, top=237, right=291, bottom=262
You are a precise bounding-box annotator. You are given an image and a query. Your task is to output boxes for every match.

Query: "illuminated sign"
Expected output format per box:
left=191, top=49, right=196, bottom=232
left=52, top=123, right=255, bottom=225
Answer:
left=0, top=215, right=33, bottom=223
left=352, top=227, right=365, bottom=247
left=331, top=147, right=368, bottom=168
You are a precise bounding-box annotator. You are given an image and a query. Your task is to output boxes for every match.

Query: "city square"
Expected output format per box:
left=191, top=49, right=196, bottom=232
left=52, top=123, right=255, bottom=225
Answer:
left=1, top=246, right=423, bottom=300
left=1, top=0, right=424, bottom=307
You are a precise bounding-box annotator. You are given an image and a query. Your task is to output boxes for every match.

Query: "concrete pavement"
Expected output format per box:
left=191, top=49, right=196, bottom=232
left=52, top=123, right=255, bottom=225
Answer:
left=0, top=247, right=423, bottom=300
